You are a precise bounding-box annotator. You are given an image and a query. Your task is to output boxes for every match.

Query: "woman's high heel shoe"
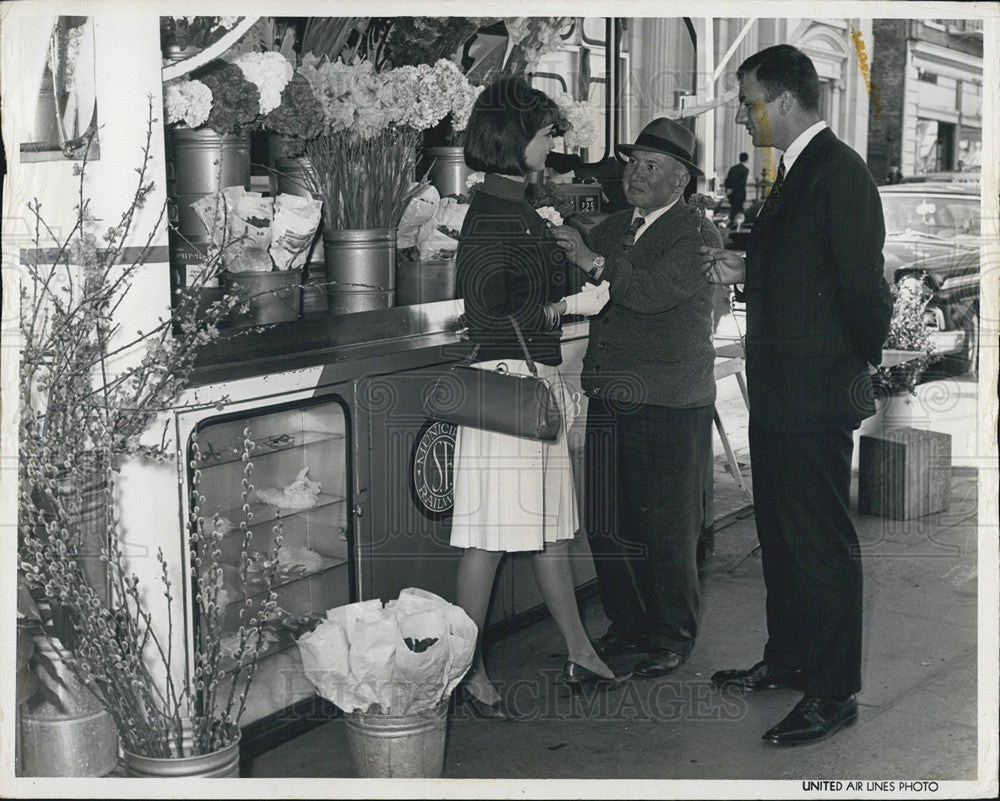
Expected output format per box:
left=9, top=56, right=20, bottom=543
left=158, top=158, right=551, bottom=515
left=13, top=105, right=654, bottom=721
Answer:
left=562, top=660, right=632, bottom=696
left=453, top=684, right=520, bottom=721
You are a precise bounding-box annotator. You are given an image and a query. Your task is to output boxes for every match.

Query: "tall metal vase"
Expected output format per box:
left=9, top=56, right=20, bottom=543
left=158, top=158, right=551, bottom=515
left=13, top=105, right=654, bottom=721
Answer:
left=166, top=126, right=251, bottom=304
left=323, top=229, right=396, bottom=314
left=421, top=146, right=474, bottom=198
left=18, top=639, right=118, bottom=777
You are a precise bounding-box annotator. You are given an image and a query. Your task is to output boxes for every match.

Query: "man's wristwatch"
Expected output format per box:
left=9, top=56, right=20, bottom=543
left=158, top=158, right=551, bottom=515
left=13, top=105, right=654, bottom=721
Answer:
left=588, top=255, right=605, bottom=280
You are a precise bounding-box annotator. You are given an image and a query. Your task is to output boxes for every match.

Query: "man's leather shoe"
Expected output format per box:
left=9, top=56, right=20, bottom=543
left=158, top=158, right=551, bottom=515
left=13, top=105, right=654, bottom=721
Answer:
left=632, top=649, right=685, bottom=679
left=711, top=660, right=806, bottom=691
left=594, top=631, right=646, bottom=658
left=763, top=695, right=858, bottom=746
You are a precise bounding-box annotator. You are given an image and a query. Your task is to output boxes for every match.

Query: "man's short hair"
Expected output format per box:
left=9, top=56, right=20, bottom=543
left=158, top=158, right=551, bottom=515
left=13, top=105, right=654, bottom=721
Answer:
left=739, top=152, right=748, bottom=162
left=737, top=44, right=820, bottom=113
left=464, top=77, right=561, bottom=176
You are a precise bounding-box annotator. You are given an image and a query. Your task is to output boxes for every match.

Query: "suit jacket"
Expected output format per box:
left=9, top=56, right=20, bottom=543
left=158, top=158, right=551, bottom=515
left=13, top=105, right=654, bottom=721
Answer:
left=744, top=127, right=892, bottom=433
left=582, top=201, right=723, bottom=408
left=725, top=162, right=749, bottom=202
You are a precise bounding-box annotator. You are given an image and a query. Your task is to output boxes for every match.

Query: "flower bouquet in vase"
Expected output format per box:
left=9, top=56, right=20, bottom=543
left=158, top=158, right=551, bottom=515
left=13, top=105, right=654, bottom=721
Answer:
left=297, top=588, right=477, bottom=778
left=283, top=56, right=480, bottom=313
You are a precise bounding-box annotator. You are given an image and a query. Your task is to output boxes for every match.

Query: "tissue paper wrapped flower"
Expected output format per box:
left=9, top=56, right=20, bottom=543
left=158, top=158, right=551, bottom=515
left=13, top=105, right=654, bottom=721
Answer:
left=254, top=466, right=322, bottom=510
left=297, top=588, right=477, bottom=715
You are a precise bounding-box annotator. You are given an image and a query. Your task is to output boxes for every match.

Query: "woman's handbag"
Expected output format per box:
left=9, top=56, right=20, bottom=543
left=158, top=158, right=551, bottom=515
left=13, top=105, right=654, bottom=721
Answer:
left=422, top=317, right=561, bottom=442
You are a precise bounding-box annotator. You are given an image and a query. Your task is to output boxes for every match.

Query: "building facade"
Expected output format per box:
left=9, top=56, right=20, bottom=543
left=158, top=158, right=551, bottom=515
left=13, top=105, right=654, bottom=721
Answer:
left=868, top=18, right=984, bottom=183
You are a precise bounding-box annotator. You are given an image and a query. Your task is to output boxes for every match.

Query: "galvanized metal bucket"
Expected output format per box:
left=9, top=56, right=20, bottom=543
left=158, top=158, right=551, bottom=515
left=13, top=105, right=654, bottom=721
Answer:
left=395, top=259, right=458, bottom=306
left=421, top=146, right=474, bottom=198
left=344, top=700, right=448, bottom=778
left=18, top=640, right=118, bottom=777
left=226, top=269, right=303, bottom=326
left=324, top=229, right=395, bottom=314
left=123, top=725, right=241, bottom=778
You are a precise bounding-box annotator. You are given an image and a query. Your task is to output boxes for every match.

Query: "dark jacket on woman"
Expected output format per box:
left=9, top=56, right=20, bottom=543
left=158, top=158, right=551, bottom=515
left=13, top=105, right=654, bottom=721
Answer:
left=457, top=173, right=571, bottom=366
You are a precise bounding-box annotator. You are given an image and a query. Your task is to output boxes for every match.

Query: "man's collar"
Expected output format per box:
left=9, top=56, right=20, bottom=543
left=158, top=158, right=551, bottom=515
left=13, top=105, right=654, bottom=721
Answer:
left=781, top=121, right=828, bottom=173
left=633, top=196, right=680, bottom=223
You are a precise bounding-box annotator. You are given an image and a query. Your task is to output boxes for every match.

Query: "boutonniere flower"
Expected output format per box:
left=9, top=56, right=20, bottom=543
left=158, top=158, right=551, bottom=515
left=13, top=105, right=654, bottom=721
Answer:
left=535, top=205, right=564, bottom=228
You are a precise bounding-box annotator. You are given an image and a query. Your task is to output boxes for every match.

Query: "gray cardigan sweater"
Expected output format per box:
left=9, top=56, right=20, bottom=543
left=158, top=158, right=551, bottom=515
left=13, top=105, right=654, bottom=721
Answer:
left=582, top=201, right=723, bottom=408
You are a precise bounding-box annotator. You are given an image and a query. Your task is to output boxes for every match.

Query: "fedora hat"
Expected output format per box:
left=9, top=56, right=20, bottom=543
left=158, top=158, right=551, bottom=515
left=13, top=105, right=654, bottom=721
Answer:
left=616, top=118, right=703, bottom=176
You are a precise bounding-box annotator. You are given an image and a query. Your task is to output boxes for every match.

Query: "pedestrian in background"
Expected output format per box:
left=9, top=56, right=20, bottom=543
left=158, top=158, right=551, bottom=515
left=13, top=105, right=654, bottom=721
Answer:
left=724, top=152, right=750, bottom=225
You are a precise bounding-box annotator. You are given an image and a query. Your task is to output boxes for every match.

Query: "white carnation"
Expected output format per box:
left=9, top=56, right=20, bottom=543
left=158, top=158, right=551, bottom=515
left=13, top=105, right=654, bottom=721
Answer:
left=535, top=205, right=564, bottom=228
left=164, top=79, right=213, bottom=129
left=232, top=51, right=293, bottom=116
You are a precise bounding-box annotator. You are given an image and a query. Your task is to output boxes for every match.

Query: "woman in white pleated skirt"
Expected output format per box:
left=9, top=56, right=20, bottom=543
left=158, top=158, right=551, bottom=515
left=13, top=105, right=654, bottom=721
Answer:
left=449, top=78, right=626, bottom=720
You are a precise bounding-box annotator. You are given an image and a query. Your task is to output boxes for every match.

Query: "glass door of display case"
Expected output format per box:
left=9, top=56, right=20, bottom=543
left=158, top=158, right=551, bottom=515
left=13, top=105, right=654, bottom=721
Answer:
left=187, top=393, right=353, bottom=738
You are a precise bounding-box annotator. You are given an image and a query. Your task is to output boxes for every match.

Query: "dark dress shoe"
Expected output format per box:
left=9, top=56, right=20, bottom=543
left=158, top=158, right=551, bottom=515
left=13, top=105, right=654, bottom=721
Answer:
left=632, top=649, right=685, bottom=679
left=711, top=660, right=806, bottom=691
left=562, top=661, right=631, bottom=696
left=763, top=695, right=858, bottom=746
left=453, top=685, right=520, bottom=721
left=594, top=631, right=646, bottom=658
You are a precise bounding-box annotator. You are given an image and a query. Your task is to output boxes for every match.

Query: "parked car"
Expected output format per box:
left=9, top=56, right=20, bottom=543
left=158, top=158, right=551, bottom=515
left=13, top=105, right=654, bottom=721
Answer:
left=879, top=180, right=981, bottom=375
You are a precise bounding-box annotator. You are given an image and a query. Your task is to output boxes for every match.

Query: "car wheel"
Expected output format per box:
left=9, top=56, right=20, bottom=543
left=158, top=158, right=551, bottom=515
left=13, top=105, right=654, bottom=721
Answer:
left=941, top=305, right=979, bottom=377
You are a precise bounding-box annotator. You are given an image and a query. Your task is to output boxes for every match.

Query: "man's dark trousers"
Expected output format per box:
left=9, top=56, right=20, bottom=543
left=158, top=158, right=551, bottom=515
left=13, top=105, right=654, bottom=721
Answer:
left=584, top=396, right=713, bottom=656
left=748, top=419, right=863, bottom=697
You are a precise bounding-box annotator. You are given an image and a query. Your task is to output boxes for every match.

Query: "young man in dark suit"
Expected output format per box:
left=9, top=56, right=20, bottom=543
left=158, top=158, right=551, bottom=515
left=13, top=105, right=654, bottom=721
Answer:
left=723, top=152, right=749, bottom=225
left=554, top=119, right=722, bottom=679
left=700, top=44, right=892, bottom=745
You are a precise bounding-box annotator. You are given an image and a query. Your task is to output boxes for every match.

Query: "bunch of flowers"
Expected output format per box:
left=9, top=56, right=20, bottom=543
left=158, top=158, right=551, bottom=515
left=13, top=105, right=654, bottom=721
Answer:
left=552, top=92, right=599, bottom=150
left=503, top=17, right=573, bottom=74
left=164, top=51, right=294, bottom=134
left=380, top=17, right=496, bottom=69
left=294, top=57, right=482, bottom=230
left=161, top=16, right=242, bottom=51
left=874, top=275, right=940, bottom=396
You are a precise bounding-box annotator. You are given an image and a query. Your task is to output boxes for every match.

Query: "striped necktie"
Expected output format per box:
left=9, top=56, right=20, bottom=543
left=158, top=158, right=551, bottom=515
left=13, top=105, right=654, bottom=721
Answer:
left=622, top=215, right=646, bottom=251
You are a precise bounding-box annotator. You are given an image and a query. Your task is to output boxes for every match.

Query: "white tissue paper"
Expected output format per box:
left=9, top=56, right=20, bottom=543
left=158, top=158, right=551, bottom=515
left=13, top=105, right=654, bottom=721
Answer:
left=191, top=187, right=321, bottom=273
left=396, top=185, right=441, bottom=251
left=297, top=588, right=477, bottom=715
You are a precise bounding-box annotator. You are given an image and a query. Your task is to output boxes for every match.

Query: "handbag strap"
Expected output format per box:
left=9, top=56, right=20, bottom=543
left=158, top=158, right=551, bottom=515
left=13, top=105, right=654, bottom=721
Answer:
left=459, top=316, right=538, bottom=376
left=508, top=315, right=539, bottom=377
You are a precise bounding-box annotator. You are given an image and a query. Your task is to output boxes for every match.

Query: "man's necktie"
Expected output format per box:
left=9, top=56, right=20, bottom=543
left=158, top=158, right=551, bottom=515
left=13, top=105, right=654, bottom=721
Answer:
left=622, top=216, right=645, bottom=251
left=761, top=158, right=786, bottom=214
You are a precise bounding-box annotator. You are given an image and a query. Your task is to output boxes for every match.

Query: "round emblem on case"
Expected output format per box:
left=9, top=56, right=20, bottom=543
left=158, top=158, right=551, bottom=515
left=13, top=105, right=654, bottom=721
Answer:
left=411, top=420, right=457, bottom=518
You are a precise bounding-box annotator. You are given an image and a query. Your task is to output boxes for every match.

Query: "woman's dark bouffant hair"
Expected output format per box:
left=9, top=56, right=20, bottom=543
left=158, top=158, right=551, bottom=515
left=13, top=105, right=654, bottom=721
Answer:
left=463, top=77, right=561, bottom=176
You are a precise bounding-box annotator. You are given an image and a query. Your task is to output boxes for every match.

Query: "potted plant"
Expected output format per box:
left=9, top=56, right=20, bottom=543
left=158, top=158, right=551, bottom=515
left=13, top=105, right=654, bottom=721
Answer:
left=874, top=274, right=940, bottom=399
left=16, top=106, right=280, bottom=777
left=853, top=273, right=941, bottom=461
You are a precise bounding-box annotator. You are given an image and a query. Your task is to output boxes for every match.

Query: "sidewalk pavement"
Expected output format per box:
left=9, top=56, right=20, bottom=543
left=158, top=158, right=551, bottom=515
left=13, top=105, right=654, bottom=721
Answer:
left=248, top=465, right=980, bottom=784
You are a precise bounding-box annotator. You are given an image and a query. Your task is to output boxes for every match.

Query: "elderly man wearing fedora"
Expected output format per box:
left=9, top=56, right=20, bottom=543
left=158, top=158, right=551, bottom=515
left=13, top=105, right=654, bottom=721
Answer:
left=554, top=118, right=722, bottom=678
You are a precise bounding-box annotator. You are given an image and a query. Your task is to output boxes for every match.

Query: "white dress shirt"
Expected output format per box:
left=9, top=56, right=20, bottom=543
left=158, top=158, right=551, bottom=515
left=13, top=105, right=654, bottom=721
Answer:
left=781, top=121, right=828, bottom=174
